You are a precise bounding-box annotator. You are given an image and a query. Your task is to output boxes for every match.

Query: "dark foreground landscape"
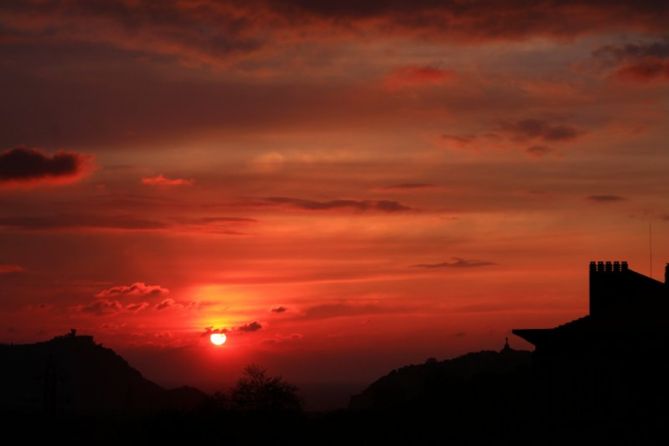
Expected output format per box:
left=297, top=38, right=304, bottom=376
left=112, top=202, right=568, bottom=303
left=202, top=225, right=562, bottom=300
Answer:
left=5, top=261, right=669, bottom=445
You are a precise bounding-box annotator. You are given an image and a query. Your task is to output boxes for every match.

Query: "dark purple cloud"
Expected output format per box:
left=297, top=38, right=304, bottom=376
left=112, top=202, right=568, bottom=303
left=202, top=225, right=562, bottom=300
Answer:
left=0, top=147, right=91, bottom=186
left=594, top=39, right=669, bottom=61
left=500, top=119, right=582, bottom=142
left=203, top=321, right=263, bottom=336
left=237, top=321, right=262, bottom=332
left=594, top=39, right=669, bottom=82
left=3, top=0, right=666, bottom=73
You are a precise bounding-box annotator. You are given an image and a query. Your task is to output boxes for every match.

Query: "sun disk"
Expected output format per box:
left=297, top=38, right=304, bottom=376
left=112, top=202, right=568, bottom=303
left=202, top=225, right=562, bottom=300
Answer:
left=210, top=332, right=227, bottom=346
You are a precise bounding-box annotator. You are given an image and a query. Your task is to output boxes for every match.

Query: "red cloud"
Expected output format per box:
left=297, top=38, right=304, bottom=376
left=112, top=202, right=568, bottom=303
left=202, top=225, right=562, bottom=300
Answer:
left=155, top=298, right=177, bottom=310
left=0, top=264, right=24, bottom=274
left=0, top=147, right=92, bottom=188
left=616, top=58, right=669, bottom=82
left=95, top=282, right=169, bottom=300
left=78, top=299, right=124, bottom=316
left=383, top=66, right=456, bottom=90
left=2, top=1, right=667, bottom=69
left=141, top=175, right=193, bottom=186
left=594, top=39, right=669, bottom=83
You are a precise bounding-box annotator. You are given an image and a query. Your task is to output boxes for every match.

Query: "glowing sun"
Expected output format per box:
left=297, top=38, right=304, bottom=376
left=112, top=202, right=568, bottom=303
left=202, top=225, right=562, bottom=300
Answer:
left=210, top=332, right=227, bottom=346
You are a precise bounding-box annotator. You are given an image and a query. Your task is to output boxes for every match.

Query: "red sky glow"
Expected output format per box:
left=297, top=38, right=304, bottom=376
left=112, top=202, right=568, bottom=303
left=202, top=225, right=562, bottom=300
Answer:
left=1, top=0, right=669, bottom=406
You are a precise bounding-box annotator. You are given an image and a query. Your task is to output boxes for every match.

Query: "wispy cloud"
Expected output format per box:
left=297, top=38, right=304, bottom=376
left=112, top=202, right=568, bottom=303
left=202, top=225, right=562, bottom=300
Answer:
left=587, top=195, right=625, bottom=203
left=261, top=197, right=412, bottom=212
left=412, top=257, right=496, bottom=269
left=383, top=66, right=456, bottom=90
left=500, top=119, right=582, bottom=142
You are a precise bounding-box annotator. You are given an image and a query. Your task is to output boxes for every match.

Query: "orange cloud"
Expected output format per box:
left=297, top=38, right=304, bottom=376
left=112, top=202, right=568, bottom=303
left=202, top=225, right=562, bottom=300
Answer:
left=383, top=66, right=456, bottom=90
left=142, top=175, right=193, bottom=186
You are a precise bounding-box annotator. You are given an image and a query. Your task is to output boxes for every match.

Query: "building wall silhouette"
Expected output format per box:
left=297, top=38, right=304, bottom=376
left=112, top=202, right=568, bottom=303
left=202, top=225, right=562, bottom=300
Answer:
left=513, top=261, right=669, bottom=420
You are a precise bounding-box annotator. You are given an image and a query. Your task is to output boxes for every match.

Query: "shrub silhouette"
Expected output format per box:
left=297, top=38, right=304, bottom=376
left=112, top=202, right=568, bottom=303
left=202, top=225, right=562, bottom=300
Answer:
left=230, top=364, right=302, bottom=413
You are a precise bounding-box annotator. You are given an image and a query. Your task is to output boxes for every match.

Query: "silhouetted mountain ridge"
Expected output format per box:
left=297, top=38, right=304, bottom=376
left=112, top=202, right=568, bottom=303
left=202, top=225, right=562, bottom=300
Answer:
left=0, top=331, right=206, bottom=413
left=350, top=344, right=531, bottom=410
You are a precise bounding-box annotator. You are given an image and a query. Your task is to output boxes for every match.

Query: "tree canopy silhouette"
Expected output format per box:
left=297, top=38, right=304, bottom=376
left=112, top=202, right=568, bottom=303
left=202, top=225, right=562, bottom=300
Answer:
left=230, top=364, right=302, bottom=413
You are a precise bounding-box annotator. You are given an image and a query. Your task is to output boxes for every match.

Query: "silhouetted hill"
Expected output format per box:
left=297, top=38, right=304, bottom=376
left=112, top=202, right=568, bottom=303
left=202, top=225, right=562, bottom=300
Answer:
left=0, top=331, right=207, bottom=413
left=350, top=345, right=532, bottom=411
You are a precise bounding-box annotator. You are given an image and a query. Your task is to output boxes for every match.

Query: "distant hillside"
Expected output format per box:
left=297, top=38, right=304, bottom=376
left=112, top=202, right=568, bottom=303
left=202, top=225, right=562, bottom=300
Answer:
left=0, top=331, right=207, bottom=413
left=350, top=344, right=532, bottom=411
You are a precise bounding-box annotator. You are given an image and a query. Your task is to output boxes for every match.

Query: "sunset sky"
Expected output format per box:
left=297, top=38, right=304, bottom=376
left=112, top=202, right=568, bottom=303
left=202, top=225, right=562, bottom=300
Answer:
left=1, top=1, right=669, bottom=402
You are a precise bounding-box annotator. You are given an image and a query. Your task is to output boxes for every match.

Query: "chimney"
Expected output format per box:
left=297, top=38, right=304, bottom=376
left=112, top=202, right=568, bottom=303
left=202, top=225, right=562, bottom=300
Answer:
left=589, top=260, right=630, bottom=317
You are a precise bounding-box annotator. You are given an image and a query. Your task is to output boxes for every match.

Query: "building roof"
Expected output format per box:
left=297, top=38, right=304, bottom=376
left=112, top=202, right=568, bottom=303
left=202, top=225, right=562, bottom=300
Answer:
left=513, top=261, right=669, bottom=349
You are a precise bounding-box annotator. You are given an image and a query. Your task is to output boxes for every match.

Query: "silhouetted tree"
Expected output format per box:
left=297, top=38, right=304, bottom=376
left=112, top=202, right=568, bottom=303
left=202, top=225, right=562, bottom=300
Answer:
left=230, top=364, right=302, bottom=413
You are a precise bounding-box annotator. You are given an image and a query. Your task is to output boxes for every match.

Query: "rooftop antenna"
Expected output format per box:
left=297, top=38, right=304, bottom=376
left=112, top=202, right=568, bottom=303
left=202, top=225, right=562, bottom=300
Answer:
left=649, top=221, right=653, bottom=278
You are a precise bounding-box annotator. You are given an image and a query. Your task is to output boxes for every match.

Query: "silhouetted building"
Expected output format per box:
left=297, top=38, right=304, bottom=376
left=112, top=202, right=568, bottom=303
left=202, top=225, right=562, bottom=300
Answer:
left=513, top=261, right=669, bottom=419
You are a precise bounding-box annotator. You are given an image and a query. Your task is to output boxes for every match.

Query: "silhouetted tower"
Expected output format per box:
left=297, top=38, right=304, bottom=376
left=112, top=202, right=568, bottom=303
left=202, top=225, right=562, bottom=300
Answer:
left=500, top=337, right=513, bottom=354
